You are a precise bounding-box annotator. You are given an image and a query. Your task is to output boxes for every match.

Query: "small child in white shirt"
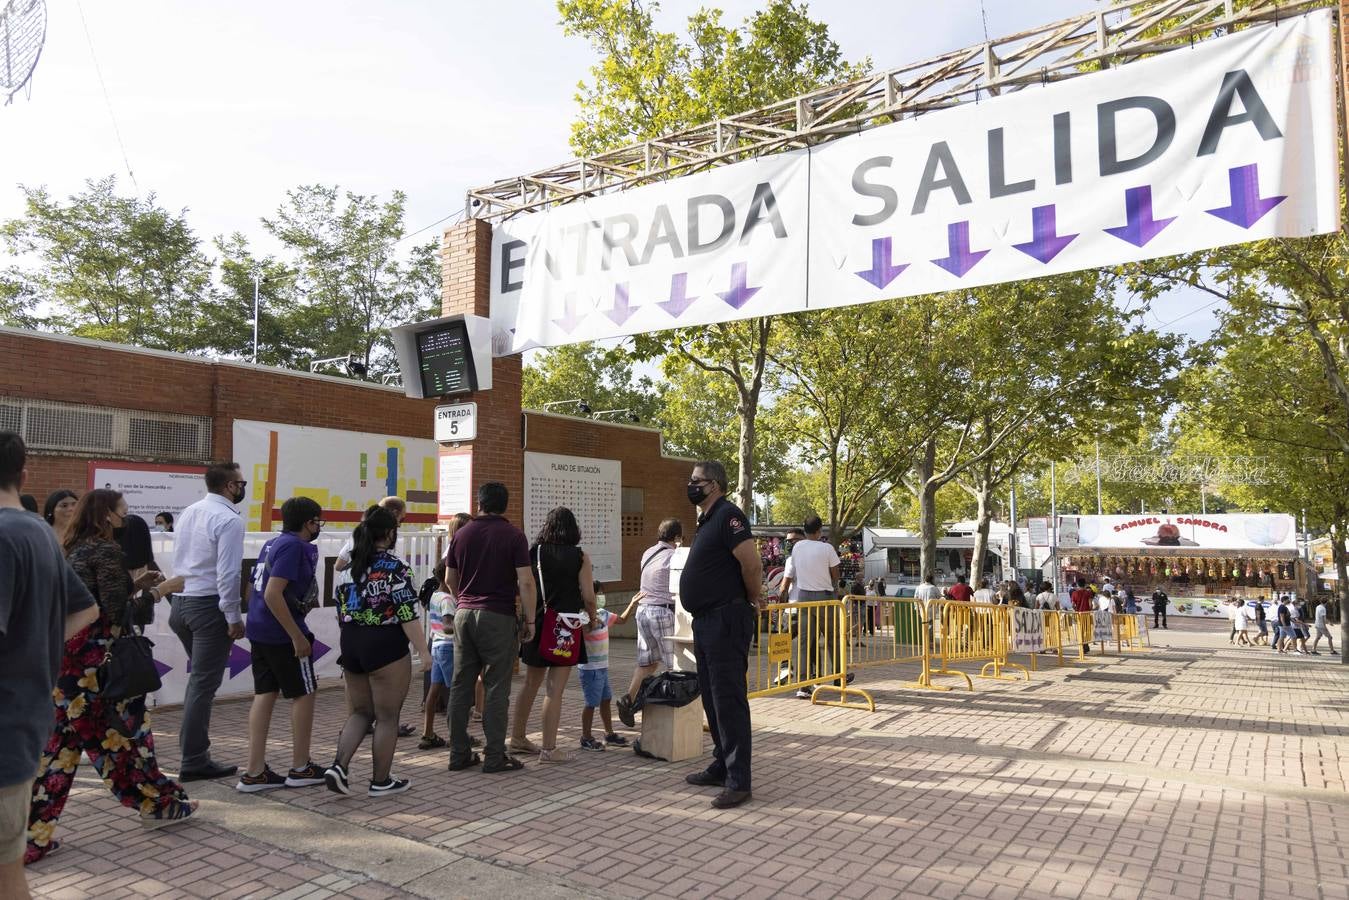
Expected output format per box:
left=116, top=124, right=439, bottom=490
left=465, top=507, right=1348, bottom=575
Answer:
left=579, top=583, right=630, bottom=751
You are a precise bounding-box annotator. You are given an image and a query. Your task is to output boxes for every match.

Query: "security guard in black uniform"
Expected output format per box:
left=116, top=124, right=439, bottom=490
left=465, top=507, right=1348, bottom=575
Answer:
left=679, top=460, right=762, bottom=809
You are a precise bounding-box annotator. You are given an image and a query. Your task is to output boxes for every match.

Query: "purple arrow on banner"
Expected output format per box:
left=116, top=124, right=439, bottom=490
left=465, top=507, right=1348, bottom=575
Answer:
left=153, top=659, right=173, bottom=679
left=716, top=263, right=761, bottom=310
left=1206, top=163, right=1286, bottom=229
left=931, top=221, right=989, bottom=278
left=605, top=283, right=638, bottom=326
left=227, top=644, right=252, bottom=679
left=552, top=293, right=584, bottom=333
left=658, top=273, right=697, bottom=318
left=1012, top=205, right=1078, bottom=264
left=311, top=638, right=331, bottom=662
left=1104, top=186, right=1176, bottom=247
left=854, top=236, right=908, bottom=289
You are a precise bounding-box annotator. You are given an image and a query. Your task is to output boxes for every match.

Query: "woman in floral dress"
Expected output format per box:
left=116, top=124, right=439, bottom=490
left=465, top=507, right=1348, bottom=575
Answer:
left=25, top=490, right=195, bottom=864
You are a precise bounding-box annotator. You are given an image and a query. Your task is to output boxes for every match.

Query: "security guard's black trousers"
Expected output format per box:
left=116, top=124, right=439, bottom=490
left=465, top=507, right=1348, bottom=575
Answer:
left=691, top=601, right=754, bottom=792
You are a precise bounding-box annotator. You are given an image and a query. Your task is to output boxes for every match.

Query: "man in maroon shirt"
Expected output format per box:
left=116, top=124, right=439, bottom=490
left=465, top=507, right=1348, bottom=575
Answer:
left=946, top=575, right=974, bottom=602
left=1069, top=578, right=1096, bottom=654
left=443, top=482, right=535, bottom=774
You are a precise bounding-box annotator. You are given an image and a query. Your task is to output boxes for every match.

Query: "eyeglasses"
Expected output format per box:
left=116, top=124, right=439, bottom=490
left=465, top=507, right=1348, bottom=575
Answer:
left=688, top=477, right=714, bottom=485
left=228, top=480, right=249, bottom=488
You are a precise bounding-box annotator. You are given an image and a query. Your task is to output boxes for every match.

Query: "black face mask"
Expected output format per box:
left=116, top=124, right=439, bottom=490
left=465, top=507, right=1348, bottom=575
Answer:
left=112, top=525, right=126, bottom=540
left=687, top=483, right=707, bottom=505
left=230, top=486, right=246, bottom=504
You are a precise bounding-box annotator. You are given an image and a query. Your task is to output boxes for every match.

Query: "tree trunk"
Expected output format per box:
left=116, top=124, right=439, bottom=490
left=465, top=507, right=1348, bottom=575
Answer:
left=735, top=396, right=755, bottom=516
left=1332, top=509, right=1349, bottom=666
left=917, top=438, right=938, bottom=583
left=971, top=483, right=993, bottom=589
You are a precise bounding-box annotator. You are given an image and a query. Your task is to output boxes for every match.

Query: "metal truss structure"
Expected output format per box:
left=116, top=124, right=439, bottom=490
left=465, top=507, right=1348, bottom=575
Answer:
left=1058, top=455, right=1279, bottom=486
left=468, top=0, right=1334, bottom=221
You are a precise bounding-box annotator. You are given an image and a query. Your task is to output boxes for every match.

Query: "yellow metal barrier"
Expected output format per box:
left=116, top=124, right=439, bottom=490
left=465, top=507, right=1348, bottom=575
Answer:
left=844, top=595, right=962, bottom=691
left=749, top=599, right=874, bottom=711
left=1112, top=613, right=1149, bottom=652
left=930, top=599, right=1029, bottom=682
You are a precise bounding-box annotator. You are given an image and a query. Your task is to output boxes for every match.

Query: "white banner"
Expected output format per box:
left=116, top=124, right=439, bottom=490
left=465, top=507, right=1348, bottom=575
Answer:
left=88, top=462, right=205, bottom=523
left=1092, top=609, right=1115, bottom=643
left=523, top=451, right=623, bottom=582
left=489, top=12, right=1336, bottom=353
left=1056, top=513, right=1296, bottom=551
left=1010, top=607, right=1045, bottom=653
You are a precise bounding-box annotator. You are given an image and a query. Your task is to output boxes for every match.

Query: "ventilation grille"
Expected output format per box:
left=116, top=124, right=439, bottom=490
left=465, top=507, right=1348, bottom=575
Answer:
left=1, top=396, right=212, bottom=462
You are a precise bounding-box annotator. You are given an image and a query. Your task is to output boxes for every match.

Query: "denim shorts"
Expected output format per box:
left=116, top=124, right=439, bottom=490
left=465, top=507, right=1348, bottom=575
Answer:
left=579, top=667, right=613, bottom=707
left=430, top=640, right=455, bottom=686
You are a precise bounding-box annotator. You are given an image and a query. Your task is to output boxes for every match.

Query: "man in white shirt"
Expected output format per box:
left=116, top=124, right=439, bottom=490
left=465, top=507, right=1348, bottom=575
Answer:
left=1311, top=599, right=1336, bottom=655
left=1035, top=581, right=1056, bottom=610
left=169, top=461, right=247, bottom=781
left=972, top=578, right=994, bottom=604
left=779, top=516, right=841, bottom=699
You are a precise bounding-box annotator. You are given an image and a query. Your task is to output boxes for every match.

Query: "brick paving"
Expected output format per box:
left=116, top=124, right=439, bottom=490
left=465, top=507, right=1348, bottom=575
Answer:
left=23, top=620, right=1349, bottom=899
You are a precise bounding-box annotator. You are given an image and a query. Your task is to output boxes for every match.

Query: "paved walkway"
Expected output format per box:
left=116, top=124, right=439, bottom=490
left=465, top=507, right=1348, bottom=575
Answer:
left=24, top=621, right=1349, bottom=900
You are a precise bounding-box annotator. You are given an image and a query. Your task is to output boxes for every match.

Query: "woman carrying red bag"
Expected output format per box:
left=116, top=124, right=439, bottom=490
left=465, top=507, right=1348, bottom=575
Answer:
left=510, top=507, right=597, bottom=764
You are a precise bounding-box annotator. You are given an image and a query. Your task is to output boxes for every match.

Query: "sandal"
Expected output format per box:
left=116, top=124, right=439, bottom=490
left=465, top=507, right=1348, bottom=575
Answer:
left=509, top=736, right=541, bottom=754
left=481, top=755, right=525, bottom=773
left=24, top=840, right=58, bottom=865
left=447, top=752, right=482, bottom=772
left=538, top=748, right=572, bottom=764
left=141, top=799, right=198, bottom=829
left=397, top=724, right=416, bottom=737
left=418, top=733, right=447, bottom=750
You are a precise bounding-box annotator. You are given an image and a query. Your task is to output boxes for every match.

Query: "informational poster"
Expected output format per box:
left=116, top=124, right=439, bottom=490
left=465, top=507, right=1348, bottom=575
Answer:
left=523, top=451, right=622, bottom=582
left=1027, top=517, right=1051, bottom=548
left=490, top=12, right=1336, bottom=354
left=233, top=420, right=440, bottom=530
left=87, top=461, right=205, bottom=522
left=1010, top=607, right=1045, bottom=653
left=438, top=450, right=473, bottom=518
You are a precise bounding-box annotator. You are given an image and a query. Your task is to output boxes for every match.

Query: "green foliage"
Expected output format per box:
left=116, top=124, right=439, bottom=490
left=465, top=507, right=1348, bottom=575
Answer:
left=522, top=342, right=665, bottom=422
left=1, top=177, right=214, bottom=351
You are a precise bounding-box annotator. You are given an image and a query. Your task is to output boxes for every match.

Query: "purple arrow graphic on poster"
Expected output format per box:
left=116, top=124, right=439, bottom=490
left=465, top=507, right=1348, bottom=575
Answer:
left=854, top=236, right=908, bottom=289
left=153, top=659, right=172, bottom=679
left=1206, top=163, right=1286, bottom=229
left=658, top=273, right=697, bottom=318
left=310, top=638, right=331, bottom=663
left=605, top=283, right=638, bottom=326
left=716, top=263, right=761, bottom=310
left=227, top=644, right=252, bottom=678
left=931, top=221, right=989, bottom=278
left=552, top=293, right=584, bottom=333
left=1012, top=205, right=1078, bottom=264
left=1104, top=186, right=1176, bottom=247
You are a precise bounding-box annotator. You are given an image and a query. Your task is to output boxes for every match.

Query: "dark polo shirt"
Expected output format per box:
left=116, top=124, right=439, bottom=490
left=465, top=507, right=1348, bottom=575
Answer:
left=679, top=496, right=753, bottom=615
left=445, top=515, right=530, bottom=617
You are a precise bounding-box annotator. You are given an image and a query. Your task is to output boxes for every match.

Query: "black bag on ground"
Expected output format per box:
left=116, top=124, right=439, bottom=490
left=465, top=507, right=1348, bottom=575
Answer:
left=99, top=599, right=161, bottom=702
left=634, top=670, right=700, bottom=711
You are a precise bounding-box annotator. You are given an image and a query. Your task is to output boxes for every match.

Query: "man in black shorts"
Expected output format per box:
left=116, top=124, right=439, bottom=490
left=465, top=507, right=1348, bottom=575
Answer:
left=237, top=497, right=326, bottom=792
left=681, top=460, right=762, bottom=810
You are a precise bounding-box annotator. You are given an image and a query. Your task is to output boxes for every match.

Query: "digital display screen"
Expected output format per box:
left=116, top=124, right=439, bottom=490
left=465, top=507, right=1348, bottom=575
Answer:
left=417, top=322, right=474, bottom=396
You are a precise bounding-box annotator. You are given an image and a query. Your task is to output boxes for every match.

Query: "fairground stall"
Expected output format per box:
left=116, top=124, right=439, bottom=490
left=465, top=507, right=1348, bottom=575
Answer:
left=862, top=526, right=1007, bottom=592
left=1056, top=513, right=1306, bottom=618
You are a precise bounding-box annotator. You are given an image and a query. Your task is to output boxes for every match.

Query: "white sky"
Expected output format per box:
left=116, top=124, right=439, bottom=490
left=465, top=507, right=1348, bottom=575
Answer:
left=0, top=0, right=1220, bottom=338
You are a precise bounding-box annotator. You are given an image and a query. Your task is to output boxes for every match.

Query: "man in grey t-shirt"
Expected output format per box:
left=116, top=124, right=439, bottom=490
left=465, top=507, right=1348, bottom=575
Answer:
left=0, top=433, right=97, bottom=895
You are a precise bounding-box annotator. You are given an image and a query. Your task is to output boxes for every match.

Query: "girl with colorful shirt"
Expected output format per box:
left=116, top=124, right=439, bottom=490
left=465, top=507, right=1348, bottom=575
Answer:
left=326, top=506, right=429, bottom=799
left=26, top=490, right=194, bottom=864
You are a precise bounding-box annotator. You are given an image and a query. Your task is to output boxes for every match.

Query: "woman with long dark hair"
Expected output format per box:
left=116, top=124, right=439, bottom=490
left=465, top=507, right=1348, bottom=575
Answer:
left=42, top=489, right=77, bottom=537
left=326, top=506, right=429, bottom=798
left=510, top=507, right=596, bottom=763
left=25, top=490, right=193, bottom=863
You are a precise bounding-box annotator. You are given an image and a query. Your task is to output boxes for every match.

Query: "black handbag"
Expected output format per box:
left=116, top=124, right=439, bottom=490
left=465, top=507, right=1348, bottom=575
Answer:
left=98, top=594, right=162, bottom=702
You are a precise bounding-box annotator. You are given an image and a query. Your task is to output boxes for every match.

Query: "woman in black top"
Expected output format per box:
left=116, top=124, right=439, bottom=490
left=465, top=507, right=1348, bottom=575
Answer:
left=510, top=507, right=597, bottom=763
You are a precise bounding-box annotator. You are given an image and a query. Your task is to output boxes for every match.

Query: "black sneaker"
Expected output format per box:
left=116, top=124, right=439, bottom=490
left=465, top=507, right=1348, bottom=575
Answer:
left=236, top=767, right=286, bottom=793
left=324, top=761, right=350, bottom=796
left=285, top=762, right=325, bottom=788
left=580, top=737, right=605, bottom=752
left=368, top=776, right=411, bottom=798
left=604, top=733, right=628, bottom=747
left=685, top=770, right=725, bottom=787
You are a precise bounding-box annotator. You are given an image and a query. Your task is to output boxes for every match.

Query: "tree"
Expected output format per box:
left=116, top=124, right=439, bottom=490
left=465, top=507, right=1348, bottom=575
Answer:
left=522, top=342, right=665, bottom=422
left=207, top=234, right=304, bottom=368
left=558, top=0, right=866, bottom=512
left=1, top=177, right=214, bottom=351
left=262, top=186, right=440, bottom=375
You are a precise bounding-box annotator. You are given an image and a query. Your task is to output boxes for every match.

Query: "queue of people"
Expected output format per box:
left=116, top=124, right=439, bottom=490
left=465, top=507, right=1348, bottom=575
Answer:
left=1224, top=594, right=1336, bottom=656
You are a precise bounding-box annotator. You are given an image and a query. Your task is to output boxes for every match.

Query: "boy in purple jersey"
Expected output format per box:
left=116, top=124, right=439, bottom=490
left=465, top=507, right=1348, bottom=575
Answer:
left=237, top=497, right=325, bottom=792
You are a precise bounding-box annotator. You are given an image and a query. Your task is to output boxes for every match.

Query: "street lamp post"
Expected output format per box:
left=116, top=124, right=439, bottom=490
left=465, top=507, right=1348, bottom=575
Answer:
left=252, top=273, right=261, bottom=364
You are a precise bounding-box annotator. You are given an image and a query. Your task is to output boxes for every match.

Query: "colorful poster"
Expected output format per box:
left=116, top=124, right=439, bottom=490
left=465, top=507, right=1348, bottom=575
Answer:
left=87, top=461, right=205, bottom=522
left=523, top=451, right=622, bottom=582
left=489, top=12, right=1336, bottom=354
left=232, top=419, right=440, bottom=530
left=1055, top=513, right=1296, bottom=551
